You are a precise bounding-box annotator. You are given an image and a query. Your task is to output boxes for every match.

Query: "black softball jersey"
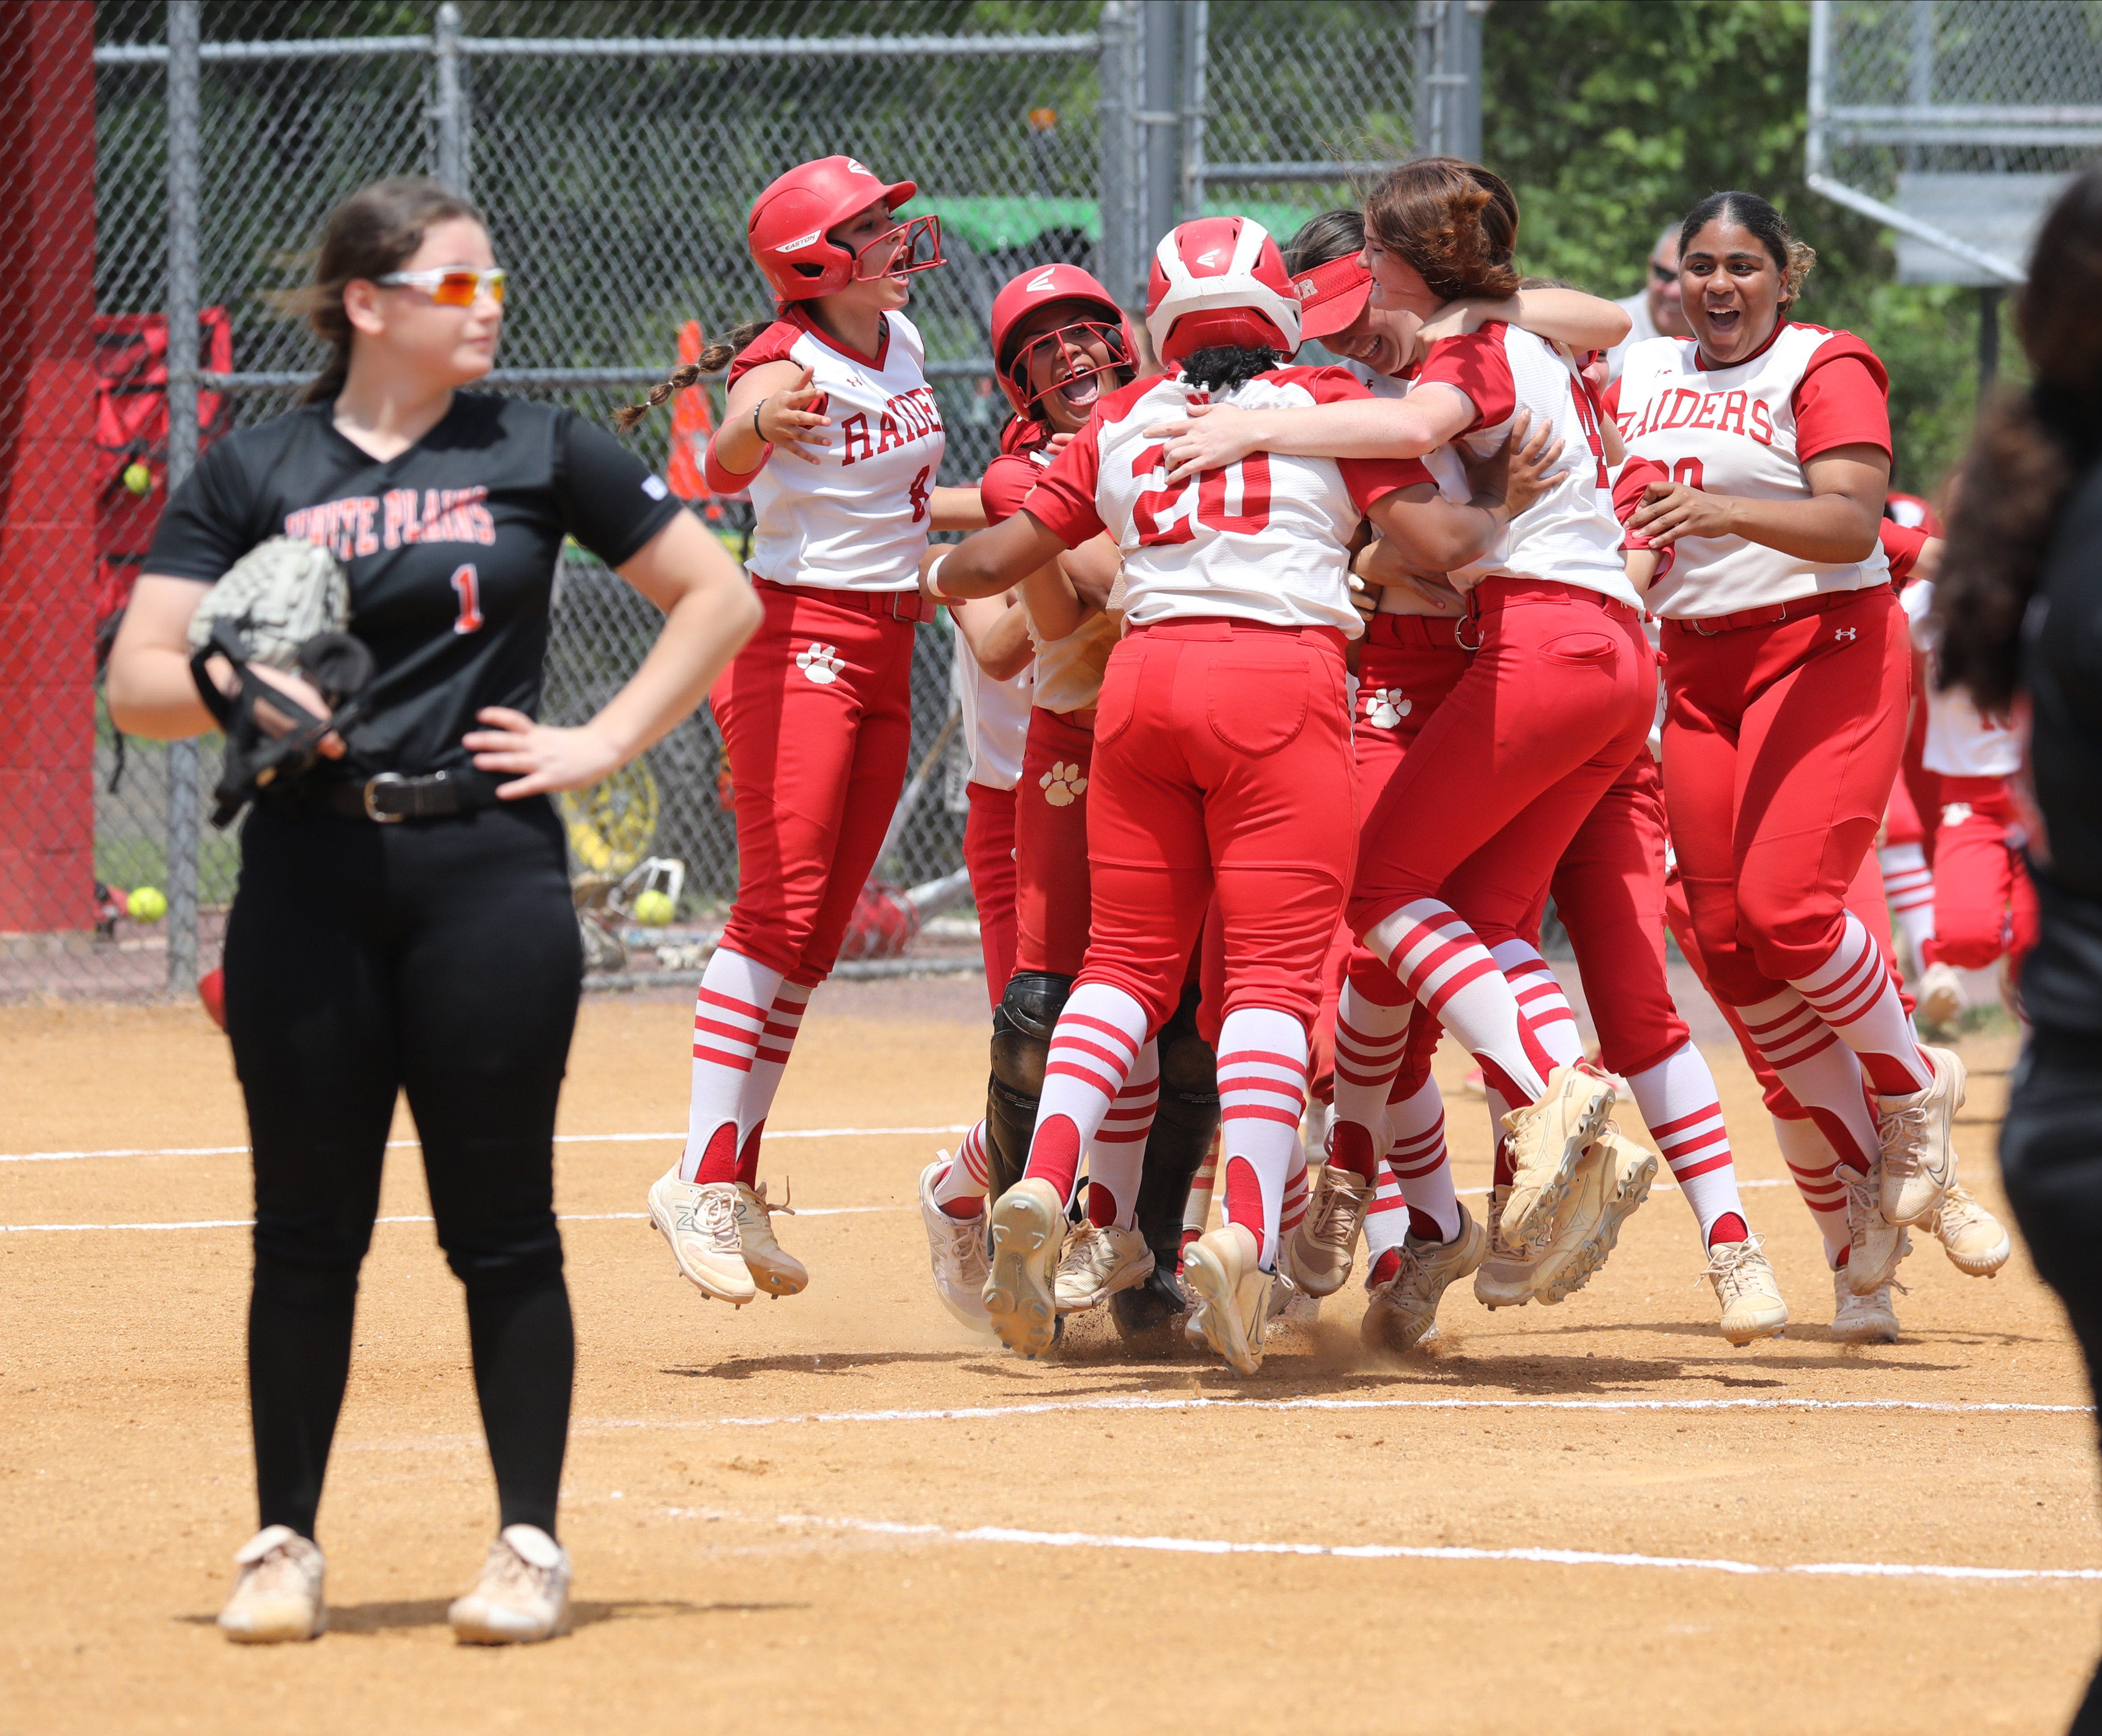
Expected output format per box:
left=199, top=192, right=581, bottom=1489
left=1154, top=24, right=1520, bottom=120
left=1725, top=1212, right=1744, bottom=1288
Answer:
left=145, top=393, right=684, bottom=778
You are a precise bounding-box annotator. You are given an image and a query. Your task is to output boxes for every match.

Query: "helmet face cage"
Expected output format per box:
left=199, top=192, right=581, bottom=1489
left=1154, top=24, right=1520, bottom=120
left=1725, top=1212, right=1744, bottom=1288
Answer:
left=853, top=214, right=945, bottom=283
left=1004, top=318, right=1133, bottom=416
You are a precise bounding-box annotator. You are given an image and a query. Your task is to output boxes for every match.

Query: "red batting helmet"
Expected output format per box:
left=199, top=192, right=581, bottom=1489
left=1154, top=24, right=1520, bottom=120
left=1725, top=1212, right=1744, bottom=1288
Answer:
left=988, top=263, right=1137, bottom=418
left=1145, top=216, right=1302, bottom=368
left=747, top=156, right=935, bottom=302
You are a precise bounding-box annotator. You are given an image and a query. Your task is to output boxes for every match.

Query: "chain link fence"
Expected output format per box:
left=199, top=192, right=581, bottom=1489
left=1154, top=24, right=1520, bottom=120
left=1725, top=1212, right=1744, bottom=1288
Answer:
left=2, top=0, right=1417, bottom=999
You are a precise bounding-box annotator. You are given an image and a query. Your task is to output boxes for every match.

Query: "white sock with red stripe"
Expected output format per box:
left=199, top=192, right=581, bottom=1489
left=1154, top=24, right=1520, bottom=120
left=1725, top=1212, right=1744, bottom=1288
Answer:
left=1021, top=983, right=1149, bottom=1208
left=1386, top=1072, right=1459, bottom=1245
left=1736, top=989, right=1881, bottom=1173
left=1180, top=1136, right=1219, bottom=1263
left=1365, top=1161, right=1409, bottom=1276
left=1490, top=939, right=1583, bottom=1069
left=682, top=947, right=784, bottom=1185
left=1279, top=1132, right=1311, bottom=1245
left=1328, top=980, right=1411, bottom=1183
left=931, top=1119, right=992, bottom=1219
left=733, top=982, right=811, bottom=1186
left=1772, top=1111, right=1854, bottom=1268
left=1625, top=1041, right=1746, bottom=1247
left=1216, top=1008, right=1310, bottom=1272
left=1787, top=912, right=1933, bottom=1096
left=1878, top=842, right=1936, bottom=973
left=1085, top=1038, right=1159, bottom=1230
left=1363, top=899, right=1551, bottom=1106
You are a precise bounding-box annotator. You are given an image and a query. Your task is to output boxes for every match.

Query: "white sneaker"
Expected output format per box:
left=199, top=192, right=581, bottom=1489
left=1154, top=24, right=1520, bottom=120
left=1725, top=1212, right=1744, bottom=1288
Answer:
left=1923, top=1180, right=2012, bottom=1277
left=218, top=1525, right=325, bottom=1643
left=448, top=1524, right=573, bottom=1645
left=1053, top=1221, right=1155, bottom=1313
left=1877, top=1045, right=1966, bottom=1225
left=1837, top=1162, right=1912, bottom=1294
left=1289, top=1166, right=1372, bottom=1298
left=1362, top=1202, right=1487, bottom=1354
left=734, top=1179, right=807, bottom=1297
left=1530, top=1126, right=1655, bottom=1306
left=918, top=1157, right=993, bottom=1332
left=1702, top=1236, right=1788, bottom=1345
left=1500, top=1062, right=1620, bottom=1249
left=983, top=1178, right=1066, bottom=1358
left=647, top=1169, right=755, bottom=1305
left=1181, top=1223, right=1272, bottom=1376
left=1831, top=1268, right=1900, bottom=1344
left=1918, top=961, right=1968, bottom=1029
left=1474, top=1188, right=1539, bottom=1309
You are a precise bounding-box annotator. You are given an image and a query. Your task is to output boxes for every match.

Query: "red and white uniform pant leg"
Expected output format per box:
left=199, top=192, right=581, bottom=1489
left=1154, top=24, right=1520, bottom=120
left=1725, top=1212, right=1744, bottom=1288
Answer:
left=1013, top=707, right=1097, bottom=979
left=1922, top=775, right=2039, bottom=981
left=963, top=783, right=1018, bottom=1011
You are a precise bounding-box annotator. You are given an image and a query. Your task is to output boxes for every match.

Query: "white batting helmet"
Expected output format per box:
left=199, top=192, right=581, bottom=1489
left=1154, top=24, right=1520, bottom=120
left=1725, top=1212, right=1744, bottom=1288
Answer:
left=1144, top=216, right=1302, bottom=368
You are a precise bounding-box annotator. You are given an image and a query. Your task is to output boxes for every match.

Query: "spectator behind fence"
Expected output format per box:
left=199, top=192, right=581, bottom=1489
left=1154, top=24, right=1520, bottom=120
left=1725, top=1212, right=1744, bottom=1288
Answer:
left=1605, top=222, right=1693, bottom=380
left=1934, top=161, right=2102, bottom=1736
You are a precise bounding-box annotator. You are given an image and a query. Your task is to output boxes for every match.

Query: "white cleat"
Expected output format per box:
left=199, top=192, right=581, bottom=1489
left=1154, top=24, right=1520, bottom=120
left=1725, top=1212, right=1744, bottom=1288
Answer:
left=448, top=1524, right=573, bottom=1645
left=1923, top=1179, right=2012, bottom=1277
left=918, top=1158, right=994, bottom=1332
left=1474, top=1187, right=1539, bottom=1309
left=1831, top=1268, right=1901, bottom=1344
left=1703, top=1236, right=1788, bottom=1345
left=734, top=1179, right=807, bottom=1297
left=1289, top=1165, right=1372, bottom=1298
left=1918, top=960, right=1968, bottom=1030
left=983, top=1179, right=1066, bottom=1358
left=1053, top=1221, right=1155, bottom=1314
left=1837, top=1162, right=1912, bottom=1295
left=647, top=1169, right=756, bottom=1306
left=1181, top=1223, right=1272, bottom=1377
left=1531, top=1126, right=1655, bottom=1305
left=217, top=1525, right=325, bottom=1644
left=1500, top=1062, right=1620, bottom=1249
left=1876, top=1045, right=1966, bottom=1225
left=1362, top=1202, right=1487, bottom=1354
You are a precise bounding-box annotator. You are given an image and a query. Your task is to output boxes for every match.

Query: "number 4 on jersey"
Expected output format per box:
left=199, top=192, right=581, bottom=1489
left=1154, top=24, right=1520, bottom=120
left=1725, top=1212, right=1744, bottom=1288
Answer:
left=450, top=562, right=484, bottom=634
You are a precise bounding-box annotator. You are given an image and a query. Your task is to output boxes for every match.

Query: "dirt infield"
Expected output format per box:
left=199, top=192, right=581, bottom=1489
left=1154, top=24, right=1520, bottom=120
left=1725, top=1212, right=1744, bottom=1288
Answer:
left=2, top=983, right=2095, bottom=1735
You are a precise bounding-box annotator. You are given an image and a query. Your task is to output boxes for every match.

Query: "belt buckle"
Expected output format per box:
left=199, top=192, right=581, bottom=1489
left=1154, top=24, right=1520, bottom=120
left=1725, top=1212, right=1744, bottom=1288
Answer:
left=1454, top=614, right=1483, bottom=652
left=363, top=772, right=409, bottom=823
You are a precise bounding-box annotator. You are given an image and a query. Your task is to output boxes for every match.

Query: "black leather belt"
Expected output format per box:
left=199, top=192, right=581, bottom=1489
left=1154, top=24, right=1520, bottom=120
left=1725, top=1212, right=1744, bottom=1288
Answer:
left=314, top=769, right=500, bottom=823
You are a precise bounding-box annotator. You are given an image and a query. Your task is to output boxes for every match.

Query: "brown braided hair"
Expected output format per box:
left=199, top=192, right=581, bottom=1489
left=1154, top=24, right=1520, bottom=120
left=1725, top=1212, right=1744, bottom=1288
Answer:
left=1361, top=157, right=1521, bottom=303
left=613, top=318, right=773, bottom=432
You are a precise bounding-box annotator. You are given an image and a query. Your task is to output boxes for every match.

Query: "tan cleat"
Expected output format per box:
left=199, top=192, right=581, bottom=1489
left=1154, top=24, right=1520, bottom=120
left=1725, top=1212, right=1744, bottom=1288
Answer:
left=983, top=1179, right=1066, bottom=1357
left=1474, top=1187, right=1540, bottom=1309
left=1530, top=1126, right=1655, bottom=1306
left=1054, top=1221, right=1155, bottom=1313
left=1918, top=960, right=1967, bottom=1030
left=218, top=1525, right=325, bottom=1643
left=1500, top=1062, right=1620, bottom=1249
left=1831, top=1267, right=1900, bottom=1343
left=1182, top=1223, right=1273, bottom=1376
left=448, top=1524, right=573, bottom=1645
left=1837, top=1162, right=1912, bottom=1295
left=1362, top=1202, right=1487, bottom=1354
left=1922, top=1180, right=2012, bottom=1277
left=1702, top=1236, right=1788, bottom=1345
left=734, top=1179, right=807, bottom=1296
left=1290, top=1166, right=1373, bottom=1298
left=647, top=1170, right=755, bottom=1305
left=1876, top=1045, right=1966, bottom=1225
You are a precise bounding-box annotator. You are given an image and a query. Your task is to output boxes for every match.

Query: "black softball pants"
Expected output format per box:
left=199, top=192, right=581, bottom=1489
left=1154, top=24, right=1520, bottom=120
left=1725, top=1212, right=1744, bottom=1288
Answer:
left=224, top=795, right=582, bottom=1544
left=1999, top=1027, right=2102, bottom=1735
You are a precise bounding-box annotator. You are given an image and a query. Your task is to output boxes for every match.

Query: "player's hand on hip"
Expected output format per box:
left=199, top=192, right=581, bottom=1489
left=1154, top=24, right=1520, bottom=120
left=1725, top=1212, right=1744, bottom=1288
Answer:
left=1633, top=479, right=1735, bottom=546
left=757, top=365, right=832, bottom=458
left=1141, top=402, right=1262, bottom=486
left=464, top=707, right=626, bottom=797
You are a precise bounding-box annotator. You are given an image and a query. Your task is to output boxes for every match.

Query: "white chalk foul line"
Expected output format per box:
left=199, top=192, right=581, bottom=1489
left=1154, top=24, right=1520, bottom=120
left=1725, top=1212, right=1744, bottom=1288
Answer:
left=0, top=1124, right=975, bottom=1165
left=0, top=1206, right=905, bottom=1234
left=676, top=1509, right=2102, bottom=1585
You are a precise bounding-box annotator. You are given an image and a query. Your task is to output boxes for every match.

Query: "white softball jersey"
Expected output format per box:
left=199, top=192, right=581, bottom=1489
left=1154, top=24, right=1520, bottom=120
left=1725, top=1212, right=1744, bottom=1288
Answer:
left=952, top=624, right=1032, bottom=790
left=725, top=306, right=946, bottom=592
left=1902, top=579, right=2023, bottom=779
left=980, top=444, right=1119, bottom=714
left=1019, top=366, right=1427, bottom=635
left=1613, top=322, right=1893, bottom=619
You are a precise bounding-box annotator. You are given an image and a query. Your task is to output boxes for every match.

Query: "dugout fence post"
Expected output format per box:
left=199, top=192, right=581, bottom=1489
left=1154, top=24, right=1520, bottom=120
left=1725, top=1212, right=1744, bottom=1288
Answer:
left=1097, top=1, right=1143, bottom=315
left=432, top=3, right=470, bottom=197
left=162, top=0, right=200, bottom=998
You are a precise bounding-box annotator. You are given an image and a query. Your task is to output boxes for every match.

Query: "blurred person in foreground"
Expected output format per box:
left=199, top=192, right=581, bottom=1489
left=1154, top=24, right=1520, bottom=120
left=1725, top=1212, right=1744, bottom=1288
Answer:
left=1935, top=162, right=2102, bottom=1736
left=1604, top=221, right=1693, bottom=381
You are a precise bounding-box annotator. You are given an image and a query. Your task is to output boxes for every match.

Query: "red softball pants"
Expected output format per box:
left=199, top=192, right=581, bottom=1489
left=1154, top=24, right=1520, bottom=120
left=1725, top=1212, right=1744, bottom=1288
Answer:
left=1923, top=776, right=2039, bottom=974
left=963, top=782, right=1017, bottom=1012
left=1014, top=707, right=1097, bottom=979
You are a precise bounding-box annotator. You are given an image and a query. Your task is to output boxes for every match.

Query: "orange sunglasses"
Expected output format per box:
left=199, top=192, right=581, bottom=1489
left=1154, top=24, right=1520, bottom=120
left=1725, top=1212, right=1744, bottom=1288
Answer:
left=377, top=267, right=508, bottom=306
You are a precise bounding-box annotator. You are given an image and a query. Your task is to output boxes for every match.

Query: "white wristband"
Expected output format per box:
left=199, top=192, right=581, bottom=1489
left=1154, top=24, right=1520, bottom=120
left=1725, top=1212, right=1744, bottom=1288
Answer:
left=925, top=551, right=952, bottom=602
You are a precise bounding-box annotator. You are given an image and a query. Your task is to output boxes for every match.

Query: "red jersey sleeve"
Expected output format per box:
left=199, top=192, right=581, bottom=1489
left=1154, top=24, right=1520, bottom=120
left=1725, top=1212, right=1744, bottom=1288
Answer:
left=1792, top=338, right=1891, bottom=461
left=1414, top=326, right=1518, bottom=432
left=1599, top=376, right=1623, bottom=425
left=1017, top=416, right=1107, bottom=547
left=723, top=317, right=804, bottom=392
left=978, top=453, right=1043, bottom=526
left=1880, top=518, right=1929, bottom=584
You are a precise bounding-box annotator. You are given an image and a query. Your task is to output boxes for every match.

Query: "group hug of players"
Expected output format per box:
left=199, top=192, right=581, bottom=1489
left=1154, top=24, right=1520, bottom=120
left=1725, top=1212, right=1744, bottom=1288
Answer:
left=635, top=151, right=2027, bottom=1379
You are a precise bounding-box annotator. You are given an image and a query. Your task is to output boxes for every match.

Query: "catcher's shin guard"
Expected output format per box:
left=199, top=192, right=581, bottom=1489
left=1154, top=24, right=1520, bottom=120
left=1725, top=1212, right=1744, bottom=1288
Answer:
left=1113, top=984, right=1220, bottom=1336
left=983, top=972, right=1071, bottom=1202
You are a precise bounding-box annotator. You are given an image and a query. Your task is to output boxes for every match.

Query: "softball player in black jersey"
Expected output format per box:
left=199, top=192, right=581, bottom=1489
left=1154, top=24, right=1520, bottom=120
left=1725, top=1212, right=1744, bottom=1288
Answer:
left=106, top=177, right=759, bottom=1645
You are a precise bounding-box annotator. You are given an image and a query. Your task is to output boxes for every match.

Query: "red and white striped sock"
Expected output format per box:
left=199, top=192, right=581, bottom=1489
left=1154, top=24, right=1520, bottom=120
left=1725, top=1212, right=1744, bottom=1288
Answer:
left=1878, top=842, right=1936, bottom=973
left=1279, top=1132, right=1311, bottom=1244
left=733, top=982, right=811, bottom=1186
left=1365, top=1161, right=1409, bottom=1278
left=931, top=1119, right=992, bottom=1219
left=1491, top=939, right=1583, bottom=1069
left=1387, top=1073, right=1459, bottom=1243
left=1085, top=1038, right=1159, bottom=1230
left=1787, top=912, right=1933, bottom=1096
left=1363, top=898, right=1552, bottom=1105
left=1486, top=1084, right=1518, bottom=1190
left=1737, top=989, right=1881, bottom=1174
left=1217, top=1007, right=1310, bottom=1271
left=1772, top=1111, right=1853, bottom=1268
left=1329, top=977, right=1411, bottom=1183
left=1626, top=1041, right=1746, bottom=1247
left=1022, top=983, right=1148, bottom=1208
left=682, top=947, right=784, bottom=1185
left=1180, top=1136, right=1219, bottom=1264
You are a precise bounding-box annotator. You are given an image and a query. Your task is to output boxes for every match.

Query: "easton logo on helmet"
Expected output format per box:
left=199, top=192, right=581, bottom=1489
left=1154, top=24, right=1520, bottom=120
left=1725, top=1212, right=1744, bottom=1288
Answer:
left=1027, top=268, right=1059, bottom=292
left=779, top=231, right=822, bottom=253
left=846, top=158, right=873, bottom=175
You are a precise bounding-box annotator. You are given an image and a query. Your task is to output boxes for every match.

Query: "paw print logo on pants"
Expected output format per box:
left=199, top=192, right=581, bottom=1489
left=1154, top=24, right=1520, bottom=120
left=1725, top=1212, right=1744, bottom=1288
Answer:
left=1363, top=686, right=1411, bottom=730
left=796, top=642, right=845, bottom=685
left=1039, top=761, right=1087, bottom=807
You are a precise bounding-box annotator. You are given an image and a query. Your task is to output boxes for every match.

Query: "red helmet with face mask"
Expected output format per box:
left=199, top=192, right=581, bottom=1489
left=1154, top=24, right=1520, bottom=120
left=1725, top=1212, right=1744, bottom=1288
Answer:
left=1144, top=216, right=1301, bottom=367
left=988, top=263, right=1137, bottom=419
left=746, top=156, right=944, bottom=303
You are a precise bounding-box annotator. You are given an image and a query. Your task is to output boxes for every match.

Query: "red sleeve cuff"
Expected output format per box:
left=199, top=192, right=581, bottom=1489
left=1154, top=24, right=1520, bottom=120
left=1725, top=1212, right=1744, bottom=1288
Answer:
left=1016, top=483, right=1104, bottom=548
left=1612, top=456, right=1667, bottom=533
left=1879, top=518, right=1928, bottom=584
left=703, top=436, right=767, bottom=497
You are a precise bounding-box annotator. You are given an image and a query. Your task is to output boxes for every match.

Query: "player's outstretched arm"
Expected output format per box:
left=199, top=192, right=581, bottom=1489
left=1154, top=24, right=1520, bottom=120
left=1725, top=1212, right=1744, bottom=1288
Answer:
left=464, top=510, right=760, bottom=798
left=949, top=591, right=1034, bottom=680
left=1418, top=286, right=1632, bottom=355
left=931, top=487, right=988, bottom=534
left=922, top=508, right=1071, bottom=603
left=1144, top=384, right=1476, bottom=485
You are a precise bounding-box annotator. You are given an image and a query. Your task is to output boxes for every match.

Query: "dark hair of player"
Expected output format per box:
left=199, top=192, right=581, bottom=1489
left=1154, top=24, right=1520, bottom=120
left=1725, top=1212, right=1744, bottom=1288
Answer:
left=1935, top=165, right=2102, bottom=712
left=1361, top=156, right=1521, bottom=302
left=1678, top=191, right=1818, bottom=312
left=281, top=176, right=484, bottom=406
left=1178, top=344, right=1282, bottom=395
left=1283, top=208, right=1364, bottom=277
left=613, top=317, right=774, bottom=432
